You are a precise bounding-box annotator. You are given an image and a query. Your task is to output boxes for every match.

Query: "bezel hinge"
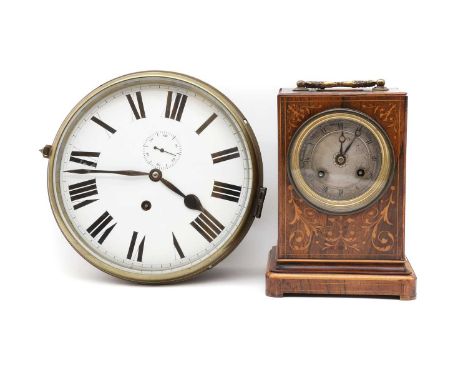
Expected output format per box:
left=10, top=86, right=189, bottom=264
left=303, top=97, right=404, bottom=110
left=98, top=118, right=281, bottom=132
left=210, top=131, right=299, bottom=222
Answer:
left=254, top=187, right=267, bottom=218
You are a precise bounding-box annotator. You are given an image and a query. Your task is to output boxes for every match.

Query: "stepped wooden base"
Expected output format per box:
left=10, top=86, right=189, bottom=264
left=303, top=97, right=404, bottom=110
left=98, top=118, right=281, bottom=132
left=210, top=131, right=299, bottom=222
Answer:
left=266, top=246, right=416, bottom=300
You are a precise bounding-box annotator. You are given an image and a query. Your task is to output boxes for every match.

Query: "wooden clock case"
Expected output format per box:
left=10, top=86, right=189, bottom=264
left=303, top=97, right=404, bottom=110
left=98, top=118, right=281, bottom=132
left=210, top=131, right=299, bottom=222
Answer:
left=266, top=84, right=417, bottom=299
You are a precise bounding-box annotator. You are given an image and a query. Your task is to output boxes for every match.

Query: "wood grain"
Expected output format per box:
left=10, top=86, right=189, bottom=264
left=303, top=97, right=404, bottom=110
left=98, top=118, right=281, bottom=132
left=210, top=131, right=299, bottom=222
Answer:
left=266, top=247, right=416, bottom=299
left=278, top=90, right=407, bottom=260
left=267, top=88, right=416, bottom=298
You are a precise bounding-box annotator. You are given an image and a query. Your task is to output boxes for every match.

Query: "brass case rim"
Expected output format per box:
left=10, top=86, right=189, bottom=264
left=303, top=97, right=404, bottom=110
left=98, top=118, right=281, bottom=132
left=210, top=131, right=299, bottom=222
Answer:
left=288, top=108, right=394, bottom=215
left=47, top=70, right=263, bottom=284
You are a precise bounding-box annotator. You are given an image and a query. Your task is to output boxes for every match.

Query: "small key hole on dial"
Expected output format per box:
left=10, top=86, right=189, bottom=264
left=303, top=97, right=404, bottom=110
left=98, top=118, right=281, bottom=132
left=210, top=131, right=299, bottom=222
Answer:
left=141, top=200, right=152, bottom=211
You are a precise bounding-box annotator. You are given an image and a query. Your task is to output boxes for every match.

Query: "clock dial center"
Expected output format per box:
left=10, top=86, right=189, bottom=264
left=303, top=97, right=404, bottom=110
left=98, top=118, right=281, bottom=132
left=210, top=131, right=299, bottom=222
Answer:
left=149, top=168, right=162, bottom=182
left=334, top=153, right=347, bottom=166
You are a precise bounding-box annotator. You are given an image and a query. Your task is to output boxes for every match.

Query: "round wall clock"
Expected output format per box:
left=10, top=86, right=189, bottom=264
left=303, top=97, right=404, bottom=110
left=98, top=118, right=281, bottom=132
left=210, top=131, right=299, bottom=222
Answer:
left=41, top=71, right=266, bottom=283
left=288, top=108, right=394, bottom=214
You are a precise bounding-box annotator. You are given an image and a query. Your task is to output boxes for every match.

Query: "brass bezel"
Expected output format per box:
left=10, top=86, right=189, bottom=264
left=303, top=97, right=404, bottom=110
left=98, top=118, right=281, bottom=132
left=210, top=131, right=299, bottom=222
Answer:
left=47, top=71, right=263, bottom=283
left=288, top=108, right=393, bottom=214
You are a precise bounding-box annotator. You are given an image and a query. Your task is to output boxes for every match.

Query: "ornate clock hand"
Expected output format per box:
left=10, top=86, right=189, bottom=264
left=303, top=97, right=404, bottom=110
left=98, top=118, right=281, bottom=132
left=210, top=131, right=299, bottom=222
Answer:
left=148, top=169, right=205, bottom=212
left=149, top=169, right=186, bottom=198
left=183, top=194, right=203, bottom=212
left=343, top=126, right=362, bottom=154
left=338, top=124, right=346, bottom=155
left=160, top=178, right=186, bottom=197
left=65, top=169, right=149, bottom=176
left=333, top=124, right=348, bottom=166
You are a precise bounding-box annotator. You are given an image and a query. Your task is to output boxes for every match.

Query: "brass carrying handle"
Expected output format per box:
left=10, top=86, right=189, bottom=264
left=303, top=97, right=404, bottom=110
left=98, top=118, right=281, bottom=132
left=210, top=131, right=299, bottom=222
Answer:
left=296, top=79, right=388, bottom=91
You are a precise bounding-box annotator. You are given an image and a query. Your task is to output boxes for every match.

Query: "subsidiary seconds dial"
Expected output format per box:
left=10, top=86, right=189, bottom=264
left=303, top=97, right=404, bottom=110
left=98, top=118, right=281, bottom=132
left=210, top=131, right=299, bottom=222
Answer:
left=143, top=131, right=182, bottom=169
left=46, top=71, right=264, bottom=283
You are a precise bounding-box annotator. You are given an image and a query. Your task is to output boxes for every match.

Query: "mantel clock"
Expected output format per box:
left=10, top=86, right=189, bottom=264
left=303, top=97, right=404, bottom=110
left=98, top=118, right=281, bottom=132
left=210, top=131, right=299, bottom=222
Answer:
left=266, top=80, right=416, bottom=299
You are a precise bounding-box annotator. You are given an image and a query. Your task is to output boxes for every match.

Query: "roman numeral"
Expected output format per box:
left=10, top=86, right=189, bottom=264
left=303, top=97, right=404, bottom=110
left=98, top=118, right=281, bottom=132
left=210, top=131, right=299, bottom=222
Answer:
left=90, top=116, right=116, bottom=134
left=196, top=113, right=217, bottom=134
left=165, top=91, right=188, bottom=121
left=190, top=210, right=224, bottom=242
left=211, top=147, right=240, bottom=164
left=126, top=91, right=145, bottom=119
left=211, top=181, right=241, bottom=203
left=127, top=231, right=145, bottom=262
left=365, top=138, right=373, bottom=144
left=172, top=233, right=185, bottom=259
left=68, top=179, right=98, bottom=210
left=69, top=151, right=100, bottom=167
left=87, top=211, right=116, bottom=244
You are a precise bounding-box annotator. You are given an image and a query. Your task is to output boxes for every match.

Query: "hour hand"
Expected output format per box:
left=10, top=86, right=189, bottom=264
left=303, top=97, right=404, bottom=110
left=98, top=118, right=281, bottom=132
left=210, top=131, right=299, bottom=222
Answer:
left=148, top=169, right=203, bottom=212
left=65, top=169, right=149, bottom=176
left=161, top=178, right=186, bottom=198
left=184, top=194, right=203, bottom=212
left=149, top=168, right=186, bottom=198
left=338, top=124, right=346, bottom=155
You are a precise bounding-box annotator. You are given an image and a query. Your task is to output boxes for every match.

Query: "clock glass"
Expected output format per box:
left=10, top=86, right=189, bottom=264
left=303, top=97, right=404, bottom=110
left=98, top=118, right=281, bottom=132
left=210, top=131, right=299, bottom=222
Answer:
left=288, top=109, right=393, bottom=214
left=48, top=71, right=262, bottom=282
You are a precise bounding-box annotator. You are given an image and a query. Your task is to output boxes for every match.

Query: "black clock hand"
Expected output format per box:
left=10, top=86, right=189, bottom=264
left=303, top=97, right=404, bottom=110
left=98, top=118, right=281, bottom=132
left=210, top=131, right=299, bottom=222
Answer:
left=65, top=169, right=148, bottom=176
left=343, top=126, right=362, bottom=154
left=154, top=146, right=176, bottom=156
left=338, top=123, right=346, bottom=155
left=148, top=169, right=207, bottom=213
left=160, top=178, right=186, bottom=198
left=183, top=194, right=203, bottom=212
left=183, top=193, right=222, bottom=231
left=149, top=168, right=186, bottom=199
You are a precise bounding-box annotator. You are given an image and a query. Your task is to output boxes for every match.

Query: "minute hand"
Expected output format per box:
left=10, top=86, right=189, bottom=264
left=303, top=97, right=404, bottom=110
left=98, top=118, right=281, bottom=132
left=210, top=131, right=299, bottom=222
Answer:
left=343, top=127, right=362, bottom=154
left=160, top=178, right=186, bottom=198
left=65, top=169, right=148, bottom=176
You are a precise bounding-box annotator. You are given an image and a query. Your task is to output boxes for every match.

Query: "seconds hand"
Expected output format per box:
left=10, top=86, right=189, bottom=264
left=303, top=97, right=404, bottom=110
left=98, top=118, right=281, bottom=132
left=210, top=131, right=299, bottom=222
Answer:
left=154, top=145, right=176, bottom=156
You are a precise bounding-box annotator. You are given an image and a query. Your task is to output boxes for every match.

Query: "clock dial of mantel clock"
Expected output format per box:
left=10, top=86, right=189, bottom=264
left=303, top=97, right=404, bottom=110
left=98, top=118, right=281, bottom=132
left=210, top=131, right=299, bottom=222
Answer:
left=266, top=79, right=416, bottom=299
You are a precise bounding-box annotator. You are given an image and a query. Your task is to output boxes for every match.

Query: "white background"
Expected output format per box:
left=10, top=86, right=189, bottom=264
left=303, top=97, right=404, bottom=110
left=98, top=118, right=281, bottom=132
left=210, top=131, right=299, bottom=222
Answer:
left=1, top=1, right=467, bottom=381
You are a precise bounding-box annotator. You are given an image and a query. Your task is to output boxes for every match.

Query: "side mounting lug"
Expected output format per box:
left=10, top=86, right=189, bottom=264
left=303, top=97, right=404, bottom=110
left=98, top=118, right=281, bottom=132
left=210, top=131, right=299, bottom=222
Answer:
left=40, top=144, right=52, bottom=159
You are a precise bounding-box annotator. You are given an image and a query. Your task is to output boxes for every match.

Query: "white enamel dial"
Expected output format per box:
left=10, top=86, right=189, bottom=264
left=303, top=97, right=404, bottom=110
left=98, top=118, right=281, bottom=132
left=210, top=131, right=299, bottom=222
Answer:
left=51, top=72, right=260, bottom=282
